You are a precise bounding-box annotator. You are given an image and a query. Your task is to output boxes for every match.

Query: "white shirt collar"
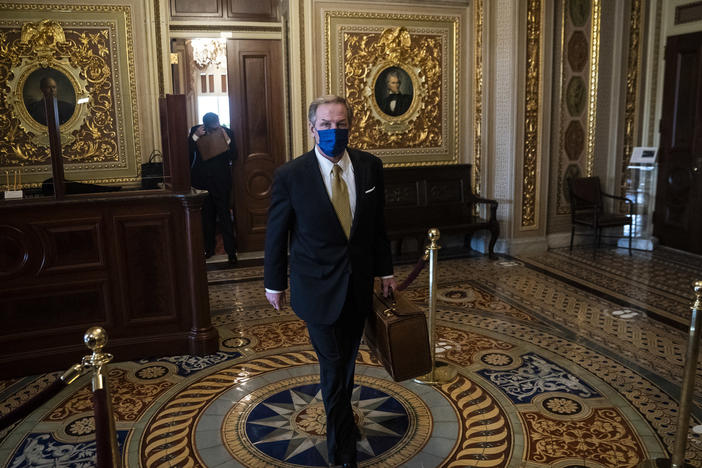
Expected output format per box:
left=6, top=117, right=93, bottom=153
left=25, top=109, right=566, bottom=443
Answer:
left=314, top=146, right=352, bottom=174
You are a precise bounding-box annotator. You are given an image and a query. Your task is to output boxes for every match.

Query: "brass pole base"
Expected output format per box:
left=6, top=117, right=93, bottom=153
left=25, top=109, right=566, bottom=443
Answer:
left=637, top=458, right=695, bottom=468
left=414, top=361, right=458, bottom=385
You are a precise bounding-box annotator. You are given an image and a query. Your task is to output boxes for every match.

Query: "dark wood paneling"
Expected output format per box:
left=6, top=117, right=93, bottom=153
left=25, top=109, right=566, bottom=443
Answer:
left=32, top=218, right=104, bottom=273
left=227, top=39, right=285, bottom=251
left=384, top=165, right=500, bottom=257
left=3, top=280, right=109, bottom=336
left=0, top=191, right=216, bottom=377
left=114, top=213, right=178, bottom=322
left=160, top=95, right=191, bottom=192
left=227, top=0, right=279, bottom=21
left=169, top=0, right=279, bottom=22
left=0, top=225, right=34, bottom=278
left=170, top=0, right=222, bottom=17
left=654, top=32, right=702, bottom=254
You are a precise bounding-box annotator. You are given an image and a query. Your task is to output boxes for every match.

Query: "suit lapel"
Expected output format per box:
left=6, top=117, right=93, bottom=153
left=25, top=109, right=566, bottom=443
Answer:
left=348, top=149, right=365, bottom=238
left=303, top=150, right=347, bottom=239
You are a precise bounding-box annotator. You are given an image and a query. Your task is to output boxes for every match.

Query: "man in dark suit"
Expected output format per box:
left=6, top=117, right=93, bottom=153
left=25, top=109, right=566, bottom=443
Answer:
left=380, top=71, right=412, bottom=116
left=189, top=112, right=238, bottom=265
left=27, top=77, right=75, bottom=125
left=264, top=95, right=397, bottom=467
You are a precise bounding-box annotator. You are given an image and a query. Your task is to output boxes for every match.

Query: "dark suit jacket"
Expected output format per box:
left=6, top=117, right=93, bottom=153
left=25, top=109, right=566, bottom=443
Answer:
left=381, top=93, right=412, bottom=116
left=264, top=148, right=393, bottom=325
left=188, top=125, right=237, bottom=190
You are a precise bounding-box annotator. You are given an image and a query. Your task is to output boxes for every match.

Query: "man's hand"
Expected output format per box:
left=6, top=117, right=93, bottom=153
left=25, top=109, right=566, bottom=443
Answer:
left=194, top=125, right=206, bottom=137
left=266, top=291, right=287, bottom=310
left=381, top=277, right=398, bottom=297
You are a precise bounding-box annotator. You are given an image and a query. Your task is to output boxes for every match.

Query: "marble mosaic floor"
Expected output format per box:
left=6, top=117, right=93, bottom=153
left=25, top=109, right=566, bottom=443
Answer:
left=1, top=246, right=701, bottom=467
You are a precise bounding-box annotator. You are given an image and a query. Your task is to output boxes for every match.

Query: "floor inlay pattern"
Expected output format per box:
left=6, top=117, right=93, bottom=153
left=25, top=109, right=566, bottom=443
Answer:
left=2, top=249, right=701, bottom=466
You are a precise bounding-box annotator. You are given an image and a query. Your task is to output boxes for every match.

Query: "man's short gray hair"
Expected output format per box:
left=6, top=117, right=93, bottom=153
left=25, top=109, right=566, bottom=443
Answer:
left=308, top=95, right=353, bottom=126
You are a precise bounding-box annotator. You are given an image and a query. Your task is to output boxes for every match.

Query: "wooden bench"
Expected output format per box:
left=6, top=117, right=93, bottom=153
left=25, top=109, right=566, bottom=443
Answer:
left=383, top=164, right=499, bottom=258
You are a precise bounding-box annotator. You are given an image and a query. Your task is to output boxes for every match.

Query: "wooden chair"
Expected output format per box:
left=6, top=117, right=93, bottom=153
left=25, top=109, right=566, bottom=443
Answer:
left=569, top=176, right=633, bottom=256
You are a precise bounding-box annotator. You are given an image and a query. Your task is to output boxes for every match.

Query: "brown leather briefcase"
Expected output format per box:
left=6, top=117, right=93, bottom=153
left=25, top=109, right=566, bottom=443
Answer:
left=196, top=128, right=229, bottom=161
left=364, top=290, right=432, bottom=381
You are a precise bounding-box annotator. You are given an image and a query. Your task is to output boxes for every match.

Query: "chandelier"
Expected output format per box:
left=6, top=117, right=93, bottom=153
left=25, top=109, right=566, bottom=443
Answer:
left=190, top=39, right=226, bottom=70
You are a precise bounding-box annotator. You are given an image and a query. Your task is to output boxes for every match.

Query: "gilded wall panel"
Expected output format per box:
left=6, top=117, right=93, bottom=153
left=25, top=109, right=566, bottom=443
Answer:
left=325, top=11, right=461, bottom=167
left=521, top=0, right=543, bottom=229
left=0, top=4, right=140, bottom=188
left=555, top=0, right=600, bottom=215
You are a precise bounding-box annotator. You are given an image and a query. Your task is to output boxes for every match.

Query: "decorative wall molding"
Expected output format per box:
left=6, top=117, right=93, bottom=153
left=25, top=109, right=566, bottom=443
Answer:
left=324, top=10, right=462, bottom=167
left=555, top=0, right=601, bottom=215
left=473, top=0, right=483, bottom=195
left=0, top=4, right=142, bottom=187
left=619, top=0, right=644, bottom=203
left=521, top=0, right=543, bottom=229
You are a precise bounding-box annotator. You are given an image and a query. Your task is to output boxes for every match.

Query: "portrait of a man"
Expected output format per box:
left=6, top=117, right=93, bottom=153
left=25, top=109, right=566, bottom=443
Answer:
left=22, top=67, right=76, bottom=126
left=375, top=66, right=413, bottom=117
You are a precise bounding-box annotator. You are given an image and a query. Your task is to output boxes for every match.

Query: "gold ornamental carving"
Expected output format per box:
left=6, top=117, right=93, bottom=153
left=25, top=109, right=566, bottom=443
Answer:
left=620, top=0, right=643, bottom=204
left=345, top=26, right=437, bottom=145
left=1, top=20, right=118, bottom=166
left=521, top=0, right=543, bottom=229
left=0, top=3, right=141, bottom=188
left=473, top=0, right=483, bottom=196
left=324, top=10, right=460, bottom=167
left=585, top=0, right=601, bottom=177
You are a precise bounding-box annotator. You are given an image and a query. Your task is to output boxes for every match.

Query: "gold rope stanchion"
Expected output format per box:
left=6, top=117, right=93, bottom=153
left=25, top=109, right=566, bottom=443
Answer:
left=415, top=228, right=457, bottom=385
left=638, top=281, right=701, bottom=468
left=82, top=327, right=120, bottom=468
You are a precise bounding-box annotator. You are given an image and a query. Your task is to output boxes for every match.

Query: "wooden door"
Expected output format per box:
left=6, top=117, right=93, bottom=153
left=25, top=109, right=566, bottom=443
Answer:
left=227, top=39, right=286, bottom=252
left=654, top=32, right=702, bottom=254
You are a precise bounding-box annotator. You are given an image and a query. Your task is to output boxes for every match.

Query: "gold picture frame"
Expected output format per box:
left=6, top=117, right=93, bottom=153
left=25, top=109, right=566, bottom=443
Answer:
left=0, top=5, right=140, bottom=189
left=325, top=12, right=461, bottom=167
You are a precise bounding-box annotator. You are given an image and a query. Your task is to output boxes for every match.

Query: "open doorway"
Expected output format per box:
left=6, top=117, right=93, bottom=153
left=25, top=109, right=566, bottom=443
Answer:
left=171, top=38, right=229, bottom=129
left=170, top=37, right=287, bottom=255
left=171, top=38, right=236, bottom=262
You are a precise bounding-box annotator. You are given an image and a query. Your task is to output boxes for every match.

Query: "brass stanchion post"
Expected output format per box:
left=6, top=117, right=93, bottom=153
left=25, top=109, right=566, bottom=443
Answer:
left=415, top=228, right=457, bottom=385
left=82, top=327, right=120, bottom=468
left=638, top=281, right=702, bottom=468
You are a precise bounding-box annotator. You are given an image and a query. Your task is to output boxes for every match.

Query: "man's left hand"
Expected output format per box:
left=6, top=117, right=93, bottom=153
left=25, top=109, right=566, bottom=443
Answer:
left=381, top=277, right=398, bottom=297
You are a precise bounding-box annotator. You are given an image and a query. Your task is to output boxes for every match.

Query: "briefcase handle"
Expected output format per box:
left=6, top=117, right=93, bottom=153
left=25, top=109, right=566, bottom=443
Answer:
left=381, top=290, right=397, bottom=318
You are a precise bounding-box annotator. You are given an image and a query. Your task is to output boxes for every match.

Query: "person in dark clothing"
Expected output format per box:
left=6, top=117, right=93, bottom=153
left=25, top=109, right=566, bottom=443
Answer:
left=189, top=112, right=238, bottom=265
left=264, top=95, right=397, bottom=467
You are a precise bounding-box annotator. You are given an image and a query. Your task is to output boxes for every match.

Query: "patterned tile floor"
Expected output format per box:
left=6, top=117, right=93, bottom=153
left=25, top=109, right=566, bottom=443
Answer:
left=1, top=246, right=701, bottom=467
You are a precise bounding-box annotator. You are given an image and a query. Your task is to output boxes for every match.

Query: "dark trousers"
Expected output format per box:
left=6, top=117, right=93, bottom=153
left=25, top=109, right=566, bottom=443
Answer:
left=306, top=292, right=365, bottom=465
left=201, top=176, right=236, bottom=257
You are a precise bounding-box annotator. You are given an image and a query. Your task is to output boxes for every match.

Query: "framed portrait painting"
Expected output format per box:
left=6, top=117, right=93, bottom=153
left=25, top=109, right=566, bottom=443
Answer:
left=324, top=11, right=463, bottom=167
left=0, top=6, right=140, bottom=188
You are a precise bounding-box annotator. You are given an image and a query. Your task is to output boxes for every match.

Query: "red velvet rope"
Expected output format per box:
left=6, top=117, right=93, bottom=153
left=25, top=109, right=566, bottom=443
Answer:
left=0, top=378, right=66, bottom=431
left=92, top=388, right=117, bottom=468
left=397, top=255, right=428, bottom=291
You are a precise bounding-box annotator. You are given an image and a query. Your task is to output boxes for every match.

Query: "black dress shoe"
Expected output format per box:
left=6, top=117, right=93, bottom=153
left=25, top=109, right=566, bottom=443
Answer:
left=227, top=253, right=238, bottom=266
left=204, top=251, right=213, bottom=259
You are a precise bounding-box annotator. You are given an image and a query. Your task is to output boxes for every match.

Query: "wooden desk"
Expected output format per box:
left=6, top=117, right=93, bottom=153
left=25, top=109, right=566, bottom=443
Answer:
left=0, top=190, right=217, bottom=377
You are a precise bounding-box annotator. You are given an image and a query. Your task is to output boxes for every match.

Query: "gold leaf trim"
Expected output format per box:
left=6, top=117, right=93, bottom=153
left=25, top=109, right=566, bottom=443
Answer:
left=585, top=0, right=601, bottom=177
left=620, top=0, right=644, bottom=203
left=473, top=0, right=483, bottom=196
left=521, top=0, right=542, bottom=228
left=324, top=10, right=460, bottom=167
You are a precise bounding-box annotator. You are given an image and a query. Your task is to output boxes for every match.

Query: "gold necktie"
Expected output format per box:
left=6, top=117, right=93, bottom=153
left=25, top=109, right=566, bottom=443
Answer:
left=331, top=164, right=352, bottom=238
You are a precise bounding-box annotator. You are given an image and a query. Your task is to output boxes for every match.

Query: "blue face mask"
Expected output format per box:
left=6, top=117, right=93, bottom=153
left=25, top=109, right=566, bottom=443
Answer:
left=316, top=128, right=349, bottom=157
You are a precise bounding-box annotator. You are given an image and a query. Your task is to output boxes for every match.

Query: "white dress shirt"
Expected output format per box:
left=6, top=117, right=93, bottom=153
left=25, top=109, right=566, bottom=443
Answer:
left=314, top=146, right=356, bottom=220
